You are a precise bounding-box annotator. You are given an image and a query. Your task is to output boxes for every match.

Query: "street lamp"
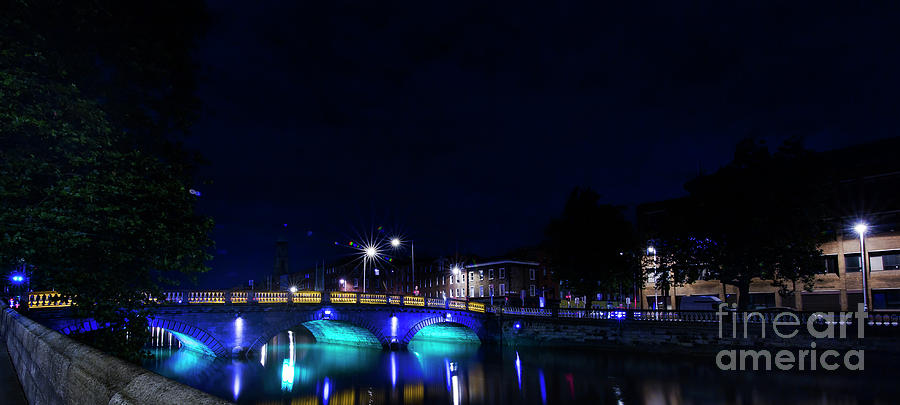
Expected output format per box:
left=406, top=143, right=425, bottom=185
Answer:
left=289, top=286, right=298, bottom=294
left=388, top=237, right=416, bottom=295
left=855, top=222, right=870, bottom=312
left=648, top=246, right=659, bottom=311
left=339, top=279, right=346, bottom=292
left=362, top=245, right=378, bottom=293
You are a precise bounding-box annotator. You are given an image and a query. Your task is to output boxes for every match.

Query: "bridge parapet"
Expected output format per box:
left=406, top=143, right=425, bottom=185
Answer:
left=27, top=291, right=71, bottom=308
left=26, top=290, right=486, bottom=314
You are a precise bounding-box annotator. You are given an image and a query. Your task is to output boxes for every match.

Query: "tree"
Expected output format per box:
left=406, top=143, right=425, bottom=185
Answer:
left=545, top=187, right=641, bottom=299
left=1, top=1, right=212, bottom=362
left=659, top=138, right=830, bottom=310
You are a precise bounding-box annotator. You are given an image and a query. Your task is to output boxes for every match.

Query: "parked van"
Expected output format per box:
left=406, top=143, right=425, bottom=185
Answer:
left=679, top=295, right=724, bottom=311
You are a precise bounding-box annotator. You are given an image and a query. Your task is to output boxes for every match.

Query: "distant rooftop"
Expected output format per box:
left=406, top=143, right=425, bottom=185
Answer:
left=465, top=260, right=539, bottom=269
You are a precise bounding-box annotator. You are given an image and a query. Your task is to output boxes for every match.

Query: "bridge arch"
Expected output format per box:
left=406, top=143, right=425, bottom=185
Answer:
left=246, top=309, right=389, bottom=354
left=400, top=314, right=485, bottom=345
left=148, top=318, right=228, bottom=357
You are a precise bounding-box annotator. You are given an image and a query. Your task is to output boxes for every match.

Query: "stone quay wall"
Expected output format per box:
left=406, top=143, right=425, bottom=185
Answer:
left=498, top=316, right=900, bottom=356
left=0, top=303, right=231, bottom=405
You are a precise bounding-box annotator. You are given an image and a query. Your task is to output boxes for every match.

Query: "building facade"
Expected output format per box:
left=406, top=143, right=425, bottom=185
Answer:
left=419, top=260, right=559, bottom=306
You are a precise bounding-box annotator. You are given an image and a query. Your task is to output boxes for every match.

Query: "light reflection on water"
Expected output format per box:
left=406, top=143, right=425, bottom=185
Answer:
left=143, top=329, right=900, bottom=405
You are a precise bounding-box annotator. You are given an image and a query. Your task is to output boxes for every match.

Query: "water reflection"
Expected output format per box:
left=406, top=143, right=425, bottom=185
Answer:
left=144, top=327, right=900, bottom=405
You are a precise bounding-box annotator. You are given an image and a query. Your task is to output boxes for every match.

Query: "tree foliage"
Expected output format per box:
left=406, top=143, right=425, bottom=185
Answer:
left=652, top=138, right=830, bottom=309
left=1, top=0, right=211, bottom=362
left=545, top=187, right=640, bottom=298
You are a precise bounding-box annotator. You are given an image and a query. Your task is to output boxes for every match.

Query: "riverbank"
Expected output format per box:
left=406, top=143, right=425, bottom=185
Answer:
left=0, top=302, right=232, bottom=405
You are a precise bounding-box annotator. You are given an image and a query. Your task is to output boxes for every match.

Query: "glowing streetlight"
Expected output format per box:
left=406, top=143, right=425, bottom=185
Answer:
left=339, top=279, right=346, bottom=292
left=451, top=265, right=460, bottom=275
left=855, top=222, right=870, bottom=312
left=362, top=245, right=379, bottom=293
left=388, top=237, right=416, bottom=295
left=289, top=286, right=298, bottom=294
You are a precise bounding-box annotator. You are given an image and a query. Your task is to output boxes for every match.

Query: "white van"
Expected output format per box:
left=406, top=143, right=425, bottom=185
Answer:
left=679, top=295, right=723, bottom=311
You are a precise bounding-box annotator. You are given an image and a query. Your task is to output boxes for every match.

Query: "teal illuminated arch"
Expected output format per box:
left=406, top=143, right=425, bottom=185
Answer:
left=401, top=315, right=483, bottom=345
left=247, top=310, right=387, bottom=354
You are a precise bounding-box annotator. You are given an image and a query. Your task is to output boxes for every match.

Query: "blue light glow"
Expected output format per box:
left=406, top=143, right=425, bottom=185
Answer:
left=390, top=315, right=398, bottom=338
left=233, top=362, right=242, bottom=401
left=444, top=358, right=452, bottom=391
left=235, top=316, right=244, bottom=349
left=323, top=377, right=331, bottom=404
left=539, top=369, right=547, bottom=404
left=390, top=352, right=397, bottom=388
left=514, top=321, right=522, bottom=330
left=515, top=351, right=522, bottom=390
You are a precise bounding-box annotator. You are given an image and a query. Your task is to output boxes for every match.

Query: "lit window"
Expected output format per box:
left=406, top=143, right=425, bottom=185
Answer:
left=489, top=285, right=495, bottom=296
left=469, top=287, right=474, bottom=297
left=499, top=284, right=506, bottom=296
left=479, top=271, right=484, bottom=281
left=489, top=269, right=494, bottom=279
left=479, top=286, right=484, bottom=297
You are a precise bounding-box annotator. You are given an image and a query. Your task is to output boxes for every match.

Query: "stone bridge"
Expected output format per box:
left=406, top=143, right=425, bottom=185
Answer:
left=27, top=291, right=494, bottom=357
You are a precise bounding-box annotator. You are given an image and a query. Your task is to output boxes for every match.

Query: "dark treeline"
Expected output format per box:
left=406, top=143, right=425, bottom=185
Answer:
left=544, top=137, right=833, bottom=310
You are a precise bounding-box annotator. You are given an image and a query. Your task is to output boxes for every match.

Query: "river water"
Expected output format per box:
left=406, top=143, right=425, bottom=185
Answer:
left=142, top=329, right=898, bottom=405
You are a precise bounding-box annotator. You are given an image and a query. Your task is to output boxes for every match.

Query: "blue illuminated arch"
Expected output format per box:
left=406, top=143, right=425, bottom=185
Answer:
left=148, top=318, right=227, bottom=357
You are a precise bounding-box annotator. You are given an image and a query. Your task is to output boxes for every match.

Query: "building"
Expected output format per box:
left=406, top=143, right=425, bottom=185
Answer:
left=638, top=137, right=900, bottom=312
left=419, top=259, right=559, bottom=306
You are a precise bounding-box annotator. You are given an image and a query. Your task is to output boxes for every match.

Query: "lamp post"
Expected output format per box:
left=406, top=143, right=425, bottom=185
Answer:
left=363, top=246, right=377, bottom=293
left=855, top=223, right=870, bottom=312
left=451, top=265, right=462, bottom=300
left=390, top=237, right=415, bottom=295
left=647, top=246, right=658, bottom=310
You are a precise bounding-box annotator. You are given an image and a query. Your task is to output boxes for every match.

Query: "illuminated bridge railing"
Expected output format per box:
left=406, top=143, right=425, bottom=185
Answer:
left=293, top=291, right=321, bottom=304
left=360, top=293, right=388, bottom=305
left=27, top=291, right=72, bottom=309
left=25, top=290, right=487, bottom=314
left=231, top=291, right=248, bottom=304
left=256, top=292, right=289, bottom=304
left=188, top=291, right=225, bottom=304
left=330, top=292, right=358, bottom=304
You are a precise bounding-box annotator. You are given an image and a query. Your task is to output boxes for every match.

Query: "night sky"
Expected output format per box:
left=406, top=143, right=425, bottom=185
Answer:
left=187, top=1, right=900, bottom=288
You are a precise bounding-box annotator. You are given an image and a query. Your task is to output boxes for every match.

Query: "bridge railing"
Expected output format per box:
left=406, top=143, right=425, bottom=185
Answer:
left=293, top=291, right=321, bottom=304
left=359, top=294, right=388, bottom=305
left=188, top=291, right=225, bottom=304
left=330, top=292, right=358, bottom=304
left=26, top=289, right=499, bottom=315
left=27, top=291, right=72, bottom=309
